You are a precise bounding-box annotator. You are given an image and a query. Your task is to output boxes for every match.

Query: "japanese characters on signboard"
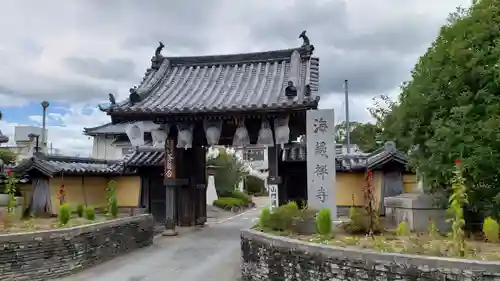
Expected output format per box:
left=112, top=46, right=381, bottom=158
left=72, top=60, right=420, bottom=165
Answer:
left=165, top=139, right=175, bottom=179
left=306, top=109, right=336, bottom=218
left=268, top=184, right=279, bottom=209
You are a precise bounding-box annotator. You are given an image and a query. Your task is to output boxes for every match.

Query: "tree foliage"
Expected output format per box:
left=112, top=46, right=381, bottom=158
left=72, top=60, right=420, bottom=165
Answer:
left=0, top=149, right=17, bottom=164
left=207, top=148, right=246, bottom=196
left=335, top=121, right=382, bottom=152
left=380, top=0, right=500, bottom=218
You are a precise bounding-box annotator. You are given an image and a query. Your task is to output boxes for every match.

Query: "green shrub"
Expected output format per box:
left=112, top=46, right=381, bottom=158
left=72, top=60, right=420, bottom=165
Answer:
left=245, top=176, right=265, bottom=195
left=268, top=202, right=300, bottom=231
left=396, top=221, right=410, bottom=236
left=85, top=206, right=95, bottom=220
left=229, top=190, right=251, bottom=204
left=109, top=197, right=118, bottom=218
left=213, top=197, right=245, bottom=209
left=58, top=204, right=71, bottom=226
left=259, top=207, right=271, bottom=229
left=76, top=204, right=84, bottom=218
left=316, top=208, right=332, bottom=235
left=483, top=217, right=499, bottom=243
left=342, top=207, right=382, bottom=235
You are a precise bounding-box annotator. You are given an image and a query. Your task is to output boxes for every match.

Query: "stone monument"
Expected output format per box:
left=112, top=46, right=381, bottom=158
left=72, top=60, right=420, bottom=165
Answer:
left=306, top=109, right=336, bottom=219
left=384, top=192, right=450, bottom=233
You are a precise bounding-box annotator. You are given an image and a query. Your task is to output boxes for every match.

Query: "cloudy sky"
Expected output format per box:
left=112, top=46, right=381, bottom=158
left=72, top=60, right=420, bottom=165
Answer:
left=0, top=0, right=471, bottom=155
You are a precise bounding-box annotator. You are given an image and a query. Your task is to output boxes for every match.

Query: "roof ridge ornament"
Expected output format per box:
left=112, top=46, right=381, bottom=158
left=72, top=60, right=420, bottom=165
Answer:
left=299, top=30, right=315, bottom=55
left=108, top=93, right=116, bottom=105
left=299, top=30, right=310, bottom=46
left=129, top=86, right=141, bottom=105
left=151, top=41, right=165, bottom=70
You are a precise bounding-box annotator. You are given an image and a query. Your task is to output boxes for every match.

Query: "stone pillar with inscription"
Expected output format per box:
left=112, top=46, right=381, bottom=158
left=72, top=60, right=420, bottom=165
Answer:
left=306, top=109, right=336, bottom=219
left=163, top=139, right=178, bottom=236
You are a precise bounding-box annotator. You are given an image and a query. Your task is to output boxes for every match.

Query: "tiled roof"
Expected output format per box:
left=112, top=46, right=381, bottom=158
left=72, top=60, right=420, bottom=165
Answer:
left=366, top=141, right=408, bottom=169
left=15, top=154, right=124, bottom=177
left=83, top=121, right=159, bottom=136
left=282, top=141, right=408, bottom=172
left=282, top=146, right=367, bottom=172
left=109, top=147, right=164, bottom=173
left=122, top=147, right=164, bottom=167
left=109, top=43, right=319, bottom=115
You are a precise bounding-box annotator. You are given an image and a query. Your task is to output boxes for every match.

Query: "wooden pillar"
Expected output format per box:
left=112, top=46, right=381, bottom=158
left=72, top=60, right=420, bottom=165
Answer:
left=163, top=139, right=178, bottom=235
left=194, top=146, right=207, bottom=226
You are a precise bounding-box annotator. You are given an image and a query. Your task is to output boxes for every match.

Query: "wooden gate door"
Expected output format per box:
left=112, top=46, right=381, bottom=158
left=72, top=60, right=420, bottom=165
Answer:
left=148, top=169, right=167, bottom=224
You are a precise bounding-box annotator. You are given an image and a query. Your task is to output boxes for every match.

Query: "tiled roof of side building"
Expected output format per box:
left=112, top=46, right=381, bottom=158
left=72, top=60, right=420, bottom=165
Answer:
left=123, top=147, right=164, bottom=167
left=106, top=34, right=319, bottom=115
left=14, top=154, right=128, bottom=177
left=83, top=121, right=160, bottom=136
left=282, top=141, right=409, bottom=172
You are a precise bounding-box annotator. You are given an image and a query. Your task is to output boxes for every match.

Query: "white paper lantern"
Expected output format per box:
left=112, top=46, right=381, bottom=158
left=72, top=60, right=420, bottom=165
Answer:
left=204, top=120, right=222, bottom=146
left=232, top=121, right=250, bottom=147
left=257, top=120, right=274, bottom=146
left=151, top=128, right=168, bottom=148
left=274, top=117, right=290, bottom=146
left=125, top=122, right=145, bottom=147
left=177, top=123, right=194, bottom=149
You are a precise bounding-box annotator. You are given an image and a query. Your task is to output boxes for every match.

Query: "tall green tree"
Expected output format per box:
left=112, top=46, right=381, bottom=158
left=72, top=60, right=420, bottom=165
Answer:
left=335, top=121, right=382, bottom=152
left=206, top=148, right=246, bottom=196
left=382, top=0, right=500, bottom=218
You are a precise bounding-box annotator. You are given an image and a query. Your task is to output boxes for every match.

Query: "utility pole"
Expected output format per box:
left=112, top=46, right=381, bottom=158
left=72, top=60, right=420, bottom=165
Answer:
left=41, top=101, right=50, bottom=154
left=344, top=80, right=351, bottom=154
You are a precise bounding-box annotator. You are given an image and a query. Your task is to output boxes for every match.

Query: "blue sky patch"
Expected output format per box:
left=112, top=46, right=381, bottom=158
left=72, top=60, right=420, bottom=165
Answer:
left=1, top=101, right=70, bottom=126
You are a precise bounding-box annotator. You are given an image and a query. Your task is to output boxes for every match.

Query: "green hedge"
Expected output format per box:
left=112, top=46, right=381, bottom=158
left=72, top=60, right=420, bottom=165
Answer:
left=213, top=197, right=247, bottom=209
left=229, top=190, right=252, bottom=204
left=245, top=176, right=265, bottom=195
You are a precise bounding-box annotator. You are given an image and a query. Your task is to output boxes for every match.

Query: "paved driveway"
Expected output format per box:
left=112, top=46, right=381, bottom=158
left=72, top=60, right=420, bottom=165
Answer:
left=54, top=197, right=267, bottom=281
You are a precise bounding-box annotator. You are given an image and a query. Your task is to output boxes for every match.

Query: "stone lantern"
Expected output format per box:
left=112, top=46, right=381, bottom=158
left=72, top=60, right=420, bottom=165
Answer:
left=206, top=164, right=220, bottom=177
left=206, top=165, right=220, bottom=206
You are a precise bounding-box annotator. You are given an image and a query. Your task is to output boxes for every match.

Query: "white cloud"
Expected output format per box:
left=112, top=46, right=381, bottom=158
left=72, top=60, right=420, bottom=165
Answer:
left=2, top=105, right=109, bottom=156
left=0, top=0, right=472, bottom=155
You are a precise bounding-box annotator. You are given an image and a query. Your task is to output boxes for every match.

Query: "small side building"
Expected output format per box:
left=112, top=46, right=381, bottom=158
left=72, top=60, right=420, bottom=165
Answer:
left=281, top=141, right=417, bottom=216
left=14, top=154, right=140, bottom=215
left=83, top=121, right=158, bottom=160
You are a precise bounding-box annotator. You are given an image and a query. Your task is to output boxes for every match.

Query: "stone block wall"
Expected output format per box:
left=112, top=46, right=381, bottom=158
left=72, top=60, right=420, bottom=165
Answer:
left=241, top=230, right=500, bottom=281
left=0, top=214, right=154, bottom=281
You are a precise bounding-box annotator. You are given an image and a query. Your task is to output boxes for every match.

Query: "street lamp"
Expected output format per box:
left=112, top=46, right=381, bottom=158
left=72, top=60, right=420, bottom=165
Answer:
left=41, top=101, right=50, bottom=153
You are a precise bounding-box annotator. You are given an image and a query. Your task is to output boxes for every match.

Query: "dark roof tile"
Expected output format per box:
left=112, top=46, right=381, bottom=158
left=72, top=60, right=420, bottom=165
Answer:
left=282, top=141, right=408, bottom=172
left=122, top=147, right=164, bottom=167
left=110, top=45, right=319, bottom=115
left=15, top=154, right=124, bottom=177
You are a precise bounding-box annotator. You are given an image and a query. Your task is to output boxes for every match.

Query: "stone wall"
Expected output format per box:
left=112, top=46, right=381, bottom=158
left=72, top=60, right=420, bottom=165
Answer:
left=241, top=229, right=500, bottom=281
left=0, top=214, right=154, bottom=281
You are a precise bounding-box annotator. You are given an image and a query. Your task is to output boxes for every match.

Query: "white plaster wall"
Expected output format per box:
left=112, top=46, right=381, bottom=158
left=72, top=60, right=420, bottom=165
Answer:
left=91, top=136, right=124, bottom=160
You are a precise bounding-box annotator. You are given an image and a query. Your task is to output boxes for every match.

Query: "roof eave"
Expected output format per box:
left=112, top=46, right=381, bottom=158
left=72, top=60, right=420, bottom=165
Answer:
left=109, top=101, right=319, bottom=120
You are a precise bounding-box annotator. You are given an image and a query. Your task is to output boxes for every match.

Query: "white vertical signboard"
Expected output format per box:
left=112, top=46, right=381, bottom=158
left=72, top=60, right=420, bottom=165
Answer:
left=306, top=109, right=336, bottom=219
left=268, top=184, right=279, bottom=209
